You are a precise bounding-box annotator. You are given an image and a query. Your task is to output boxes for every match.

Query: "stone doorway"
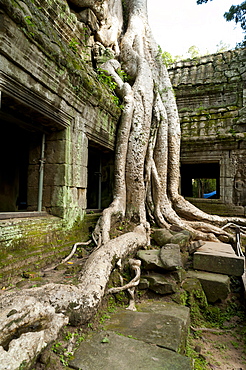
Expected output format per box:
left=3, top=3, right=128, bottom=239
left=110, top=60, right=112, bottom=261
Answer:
left=87, top=143, right=114, bottom=210
left=0, top=120, right=36, bottom=212
left=180, top=162, right=220, bottom=199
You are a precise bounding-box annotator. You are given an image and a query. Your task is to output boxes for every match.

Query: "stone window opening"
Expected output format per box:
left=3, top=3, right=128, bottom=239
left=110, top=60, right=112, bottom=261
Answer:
left=180, top=162, right=220, bottom=199
left=0, top=119, right=48, bottom=219
left=0, top=113, right=67, bottom=220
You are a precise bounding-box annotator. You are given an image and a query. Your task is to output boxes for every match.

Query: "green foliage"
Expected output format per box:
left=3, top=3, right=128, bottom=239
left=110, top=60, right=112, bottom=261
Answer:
left=197, top=0, right=246, bottom=47
left=117, top=68, right=129, bottom=82
left=19, top=361, right=28, bottom=370
left=192, top=178, right=217, bottom=198
left=162, top=51, right=177, bottom=67
left=51, top=342, right=63, bottom=354
left=188, top=45, right=200, bottom=59
left=216, top=40, right=231, bottom=52
left=101, top=337, right=110, bottom=343
left=107, top=296, right=117, bottom=313
left=97, top=68, right=117, bottom=90
left=99, top=313, right=111, bottom=324
left=24, top=16, right=35, bottom=27
left=97, top=68, right=124, bottom=109
left=68, top=38, right=79, bottom=53
left=224, top=2, right=246, bottom=47
left=186, top=339, right=210, bottom=369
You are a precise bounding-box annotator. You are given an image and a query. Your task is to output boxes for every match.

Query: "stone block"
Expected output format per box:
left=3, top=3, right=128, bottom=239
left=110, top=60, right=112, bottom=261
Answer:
left=139, top=278, right=150, bottom=290
left=45, top=139, right=66, bottom=164
left=193, top=241, right=245, bottom=276
left=141, top=272, right=177, bottom=295
left=70, top=331, right=193, bottom=370
left=159, top=244, right=182, bottom=271
left=170, top=232, right=190, bottom=251
left=151, top=228, right=173, bottom=246
left=45, top=164, right=67, bottom=186
left=187, top=270, right=230, bottom=303
left=105, top=301, right=190, bottom=354
left=137, top=250, right=164, bottom=270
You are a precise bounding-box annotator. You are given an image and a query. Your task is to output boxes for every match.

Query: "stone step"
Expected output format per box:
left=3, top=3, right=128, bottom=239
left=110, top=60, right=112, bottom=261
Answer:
left=70, top=301, right=192, bottom=370
left=187, top=270, right=230, bottom=303
left=193, top=241, right=245, bottom=276
left=69, top=331, right=193, bottom=370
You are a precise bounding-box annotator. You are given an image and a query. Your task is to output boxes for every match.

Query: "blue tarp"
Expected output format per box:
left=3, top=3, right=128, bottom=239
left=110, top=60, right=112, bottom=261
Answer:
left=203, top=190, right=216, bottom=199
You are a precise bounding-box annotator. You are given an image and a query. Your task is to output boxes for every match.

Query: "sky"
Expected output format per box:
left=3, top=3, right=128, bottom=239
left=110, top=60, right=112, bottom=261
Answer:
left=148, top=0, right=244, bottom=57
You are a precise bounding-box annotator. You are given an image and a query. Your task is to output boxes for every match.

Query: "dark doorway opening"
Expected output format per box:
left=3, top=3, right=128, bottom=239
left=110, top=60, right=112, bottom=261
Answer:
left=0, top=121, right=31, bottom=212
left=181, top=162, right=220, bottom=199
left=87, top=143, right=114, bottom=210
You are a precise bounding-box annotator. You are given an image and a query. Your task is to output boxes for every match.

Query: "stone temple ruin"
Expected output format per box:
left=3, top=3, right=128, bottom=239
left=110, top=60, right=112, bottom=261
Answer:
left=169, top=50, right=246, bottom=217
left=0, top=0, right=246, bottom=283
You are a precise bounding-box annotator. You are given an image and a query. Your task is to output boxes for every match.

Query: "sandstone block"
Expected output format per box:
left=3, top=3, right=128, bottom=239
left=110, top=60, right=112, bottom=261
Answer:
left=139, top=278, right=150, bottom=290
left=170, top=232, right=190, bottom=251
left=70, top=331, right=193, bottom=370
left=159, top=243, right=182, bottom=271
left=104, top=301, right=190, bottom=354
left=137, top=250, right=164, bottom=270
left=142, top=272, right=177, bottom=295
left=193, top=242, right=245, bottom=276
left=151, top=228, right=173, bottom=246
left=187, top=270, right=230, bottom=303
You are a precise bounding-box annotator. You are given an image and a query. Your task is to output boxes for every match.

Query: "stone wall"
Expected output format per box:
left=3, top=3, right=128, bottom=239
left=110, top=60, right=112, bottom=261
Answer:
left=0, top=0, right=121, bottom=284
left=168, top=49, right=246, bottom=216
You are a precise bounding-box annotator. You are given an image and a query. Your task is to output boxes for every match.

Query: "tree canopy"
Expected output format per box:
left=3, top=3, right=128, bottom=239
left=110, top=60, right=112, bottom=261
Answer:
left=197, top=0, right=246, bottom=47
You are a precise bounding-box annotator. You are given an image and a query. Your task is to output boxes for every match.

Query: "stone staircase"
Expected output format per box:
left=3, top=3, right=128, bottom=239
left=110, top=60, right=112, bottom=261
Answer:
left=69, top=301, right=193, bottom=370
left=69, top=234, right=245, bottom=370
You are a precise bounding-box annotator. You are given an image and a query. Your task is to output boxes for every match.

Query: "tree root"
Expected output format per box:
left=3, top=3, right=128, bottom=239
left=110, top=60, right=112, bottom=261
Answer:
left=108, top=259, right=141, bottom=311
left=43, top=240, right=92, bottom=272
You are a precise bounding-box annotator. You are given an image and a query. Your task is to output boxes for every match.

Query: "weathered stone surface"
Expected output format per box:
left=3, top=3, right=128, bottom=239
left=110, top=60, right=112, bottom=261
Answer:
left=139, top=278, right=150, bottom=289
left=169, top=49, right=246, bottom=216
left=142, top=272, right=177, bottom=295
left=182, top=277, right=208, bottom=314
left=105, top=302, right=190, bottom=354
left=193, top=242, right=245, bottom=276
left=170, top=232, right=190, bottom=251
left=159, top=243, right=182, bottom=270
left=187, top=270, right=230, bottom=303
left=152, top=228, right=173, bottom=246
left=189, top=240, right=205, bottom=254
left=70, top=331, right=193, bottom=370
left=77, top=8, right=99, bottom=32
left=137, top=250, right=164, bottom=270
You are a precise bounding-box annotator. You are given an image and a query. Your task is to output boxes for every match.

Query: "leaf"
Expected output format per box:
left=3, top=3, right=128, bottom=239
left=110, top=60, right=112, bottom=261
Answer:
left=101, top=337, right=110, bottom=343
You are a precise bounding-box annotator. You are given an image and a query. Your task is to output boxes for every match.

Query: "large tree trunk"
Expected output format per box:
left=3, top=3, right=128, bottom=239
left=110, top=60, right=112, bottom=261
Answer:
left=92, top=0, right=246, bottom=245
left=1, top=1, right=246, bottom=368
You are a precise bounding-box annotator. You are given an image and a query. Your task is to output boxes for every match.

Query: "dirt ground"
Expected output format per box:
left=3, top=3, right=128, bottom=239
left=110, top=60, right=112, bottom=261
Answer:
left=189, top=327, right=246, bottom=370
